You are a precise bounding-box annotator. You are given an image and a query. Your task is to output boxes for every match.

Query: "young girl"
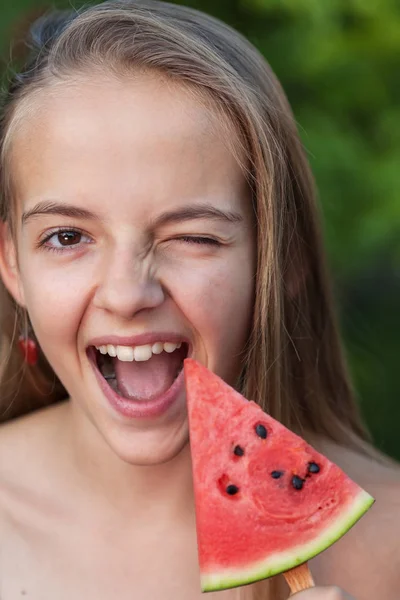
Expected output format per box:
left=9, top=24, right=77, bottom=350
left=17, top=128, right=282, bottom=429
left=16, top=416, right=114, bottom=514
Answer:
left=0, top=1, right=398, bottom=598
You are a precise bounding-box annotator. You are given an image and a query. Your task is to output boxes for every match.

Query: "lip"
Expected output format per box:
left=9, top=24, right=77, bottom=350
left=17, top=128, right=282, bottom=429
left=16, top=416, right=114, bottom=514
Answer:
left=88, top=332, right=190, bottom=349
left=87, top=342, right=189, bottom=419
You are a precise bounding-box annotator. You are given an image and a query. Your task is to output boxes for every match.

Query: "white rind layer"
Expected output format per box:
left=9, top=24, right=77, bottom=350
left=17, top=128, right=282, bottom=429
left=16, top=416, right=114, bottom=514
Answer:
left=201, top=489, right=374, bottom=592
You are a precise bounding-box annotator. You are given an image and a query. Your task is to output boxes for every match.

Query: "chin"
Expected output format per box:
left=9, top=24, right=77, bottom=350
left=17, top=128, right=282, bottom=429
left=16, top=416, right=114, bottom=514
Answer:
left=99, top=414, right=191, bottom=467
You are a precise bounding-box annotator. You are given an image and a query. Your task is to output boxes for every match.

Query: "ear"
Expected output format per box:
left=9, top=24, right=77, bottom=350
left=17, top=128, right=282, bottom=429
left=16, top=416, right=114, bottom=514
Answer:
left=0, top=221, right=26, bottom=307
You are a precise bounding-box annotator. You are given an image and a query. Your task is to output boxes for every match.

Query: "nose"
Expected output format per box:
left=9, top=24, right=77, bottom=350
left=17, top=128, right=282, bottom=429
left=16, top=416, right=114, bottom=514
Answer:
left=93, top=250, right=165, bottom=320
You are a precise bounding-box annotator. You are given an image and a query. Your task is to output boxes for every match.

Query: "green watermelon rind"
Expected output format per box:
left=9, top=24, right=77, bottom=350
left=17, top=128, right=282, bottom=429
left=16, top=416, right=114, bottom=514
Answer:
left=201, top=489, right=374, bottom=592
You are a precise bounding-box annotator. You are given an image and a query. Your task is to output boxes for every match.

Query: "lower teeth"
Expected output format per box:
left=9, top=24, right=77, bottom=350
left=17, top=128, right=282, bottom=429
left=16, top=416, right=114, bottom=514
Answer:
left=103, top=373, right=115, bottom=381
left=106, top=377, right=119, bottom=393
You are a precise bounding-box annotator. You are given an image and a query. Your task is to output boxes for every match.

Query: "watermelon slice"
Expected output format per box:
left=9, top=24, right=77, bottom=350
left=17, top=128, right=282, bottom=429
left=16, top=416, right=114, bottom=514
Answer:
left=184, top=359, right=374, bottom=592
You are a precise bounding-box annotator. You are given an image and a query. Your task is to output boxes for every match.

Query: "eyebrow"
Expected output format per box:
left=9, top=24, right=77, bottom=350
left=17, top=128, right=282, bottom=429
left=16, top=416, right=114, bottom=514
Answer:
left=21, top=200, right=243, bottom=227
left=21, top=201, right=99, bottom=225
left=152, top=204, right=243, bottom=227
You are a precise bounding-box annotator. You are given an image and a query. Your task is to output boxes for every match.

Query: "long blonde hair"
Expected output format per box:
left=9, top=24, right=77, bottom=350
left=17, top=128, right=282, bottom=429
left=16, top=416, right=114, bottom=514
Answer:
left=0, top=0, right=369, bottom=451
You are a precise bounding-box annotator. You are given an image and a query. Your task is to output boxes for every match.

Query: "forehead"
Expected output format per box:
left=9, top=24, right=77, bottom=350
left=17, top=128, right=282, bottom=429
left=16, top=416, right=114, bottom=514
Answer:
left=9, top=72, right=250, bottom=220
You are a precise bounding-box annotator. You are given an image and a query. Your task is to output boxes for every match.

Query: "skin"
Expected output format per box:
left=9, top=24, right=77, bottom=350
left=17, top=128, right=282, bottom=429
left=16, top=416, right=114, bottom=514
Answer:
left=0, top=72, right=399, bottom=599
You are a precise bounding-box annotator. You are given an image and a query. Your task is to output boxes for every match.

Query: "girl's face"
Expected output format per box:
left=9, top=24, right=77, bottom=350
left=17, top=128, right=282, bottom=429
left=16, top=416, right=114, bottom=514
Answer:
left=1, top=73, right=256, bottom=464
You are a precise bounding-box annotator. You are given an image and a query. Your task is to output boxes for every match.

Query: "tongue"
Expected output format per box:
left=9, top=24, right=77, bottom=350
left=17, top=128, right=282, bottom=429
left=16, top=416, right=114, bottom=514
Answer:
left=114, top=352, right=182, bottom=401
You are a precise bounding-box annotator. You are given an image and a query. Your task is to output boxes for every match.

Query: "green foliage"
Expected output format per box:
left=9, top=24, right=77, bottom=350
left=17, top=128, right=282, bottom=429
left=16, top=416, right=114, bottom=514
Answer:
left=1, top=0, right=399, bottom=458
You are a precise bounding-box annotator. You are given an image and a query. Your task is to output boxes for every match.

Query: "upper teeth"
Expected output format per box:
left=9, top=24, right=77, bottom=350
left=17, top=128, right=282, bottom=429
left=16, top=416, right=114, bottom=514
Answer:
left=96, top=342, right=182, bottom=362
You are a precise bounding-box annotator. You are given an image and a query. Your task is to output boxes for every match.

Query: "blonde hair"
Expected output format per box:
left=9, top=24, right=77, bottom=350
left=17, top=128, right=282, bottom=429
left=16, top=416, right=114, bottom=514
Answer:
left=0, top=1, right=370, bottom=445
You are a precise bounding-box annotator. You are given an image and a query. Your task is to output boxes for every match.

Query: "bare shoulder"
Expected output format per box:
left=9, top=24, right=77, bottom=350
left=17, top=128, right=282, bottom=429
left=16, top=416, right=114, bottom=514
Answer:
left=0, top=400, right=69, bottom=465
left=311, top=440, right=400, bottom=599
left=0, top=401, right=70, bottom=520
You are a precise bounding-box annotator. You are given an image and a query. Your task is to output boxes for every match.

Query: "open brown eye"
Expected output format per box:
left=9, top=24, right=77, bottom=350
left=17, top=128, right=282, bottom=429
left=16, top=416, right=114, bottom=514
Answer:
left=57, top=231, right=82, bottom=246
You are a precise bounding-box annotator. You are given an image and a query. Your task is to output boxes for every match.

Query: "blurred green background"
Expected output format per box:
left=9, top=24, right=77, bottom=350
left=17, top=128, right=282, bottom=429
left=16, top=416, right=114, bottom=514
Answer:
left=1, top=0, right=399, bottom=459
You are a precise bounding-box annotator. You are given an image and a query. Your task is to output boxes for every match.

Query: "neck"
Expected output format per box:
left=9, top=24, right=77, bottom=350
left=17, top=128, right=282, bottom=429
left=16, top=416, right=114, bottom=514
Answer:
left=62, top=400, right=195, bottom=524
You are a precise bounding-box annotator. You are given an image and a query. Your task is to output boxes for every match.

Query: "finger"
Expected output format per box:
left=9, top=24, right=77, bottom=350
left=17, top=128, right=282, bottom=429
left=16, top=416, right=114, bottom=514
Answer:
left=290, top=586, right=356, bottom=600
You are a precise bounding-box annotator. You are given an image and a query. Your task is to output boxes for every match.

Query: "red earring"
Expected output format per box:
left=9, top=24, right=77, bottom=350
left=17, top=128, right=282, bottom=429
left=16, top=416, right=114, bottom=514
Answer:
left=18, top=331, right=39, bottom=366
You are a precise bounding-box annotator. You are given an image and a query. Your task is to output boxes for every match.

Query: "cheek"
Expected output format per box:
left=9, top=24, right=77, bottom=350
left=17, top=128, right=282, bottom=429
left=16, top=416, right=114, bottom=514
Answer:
left=167, top=251, right=255, bottom=376
left=18, top=256, right=94, bottom=353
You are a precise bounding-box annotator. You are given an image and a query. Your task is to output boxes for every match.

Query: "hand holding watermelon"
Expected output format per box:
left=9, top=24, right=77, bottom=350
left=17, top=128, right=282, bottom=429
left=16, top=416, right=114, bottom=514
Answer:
left=285, top=565, right=354, bottom=598
left=184, top=359, right=374, bottom=594
left=290, top=587, right=355, bottom=599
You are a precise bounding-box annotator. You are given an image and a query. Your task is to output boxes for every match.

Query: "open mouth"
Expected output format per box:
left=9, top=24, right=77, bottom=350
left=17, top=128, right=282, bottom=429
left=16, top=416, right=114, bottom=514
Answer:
left=89, top=341, right=189, bottom=402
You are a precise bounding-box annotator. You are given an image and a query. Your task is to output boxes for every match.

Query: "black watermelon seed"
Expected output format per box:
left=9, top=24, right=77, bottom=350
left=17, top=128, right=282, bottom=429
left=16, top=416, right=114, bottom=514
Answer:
left=233, top=445, right=244, bottom=457
left=271, top=471, right=284, bottom=479
left=292, top=475, right=304, bottom=490
left=255, top=424, right=267, bottom=439
left=308, top=462, right=320, bottom=474
left=226, top=484, right=239, bottom=495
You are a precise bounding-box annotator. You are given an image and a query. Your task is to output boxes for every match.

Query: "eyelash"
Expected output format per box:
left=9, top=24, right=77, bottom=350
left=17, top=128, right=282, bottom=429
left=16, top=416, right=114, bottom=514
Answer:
left=38, top=228, right=92, bottom=253
left=37, top=229, right=221, bottom=254
left=176, top=236, right=221, bottom=246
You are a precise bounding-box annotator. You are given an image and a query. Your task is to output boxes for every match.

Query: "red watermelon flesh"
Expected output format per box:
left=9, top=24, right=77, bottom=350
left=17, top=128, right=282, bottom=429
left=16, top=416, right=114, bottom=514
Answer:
left=184, top=359, right=374, bottom=592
